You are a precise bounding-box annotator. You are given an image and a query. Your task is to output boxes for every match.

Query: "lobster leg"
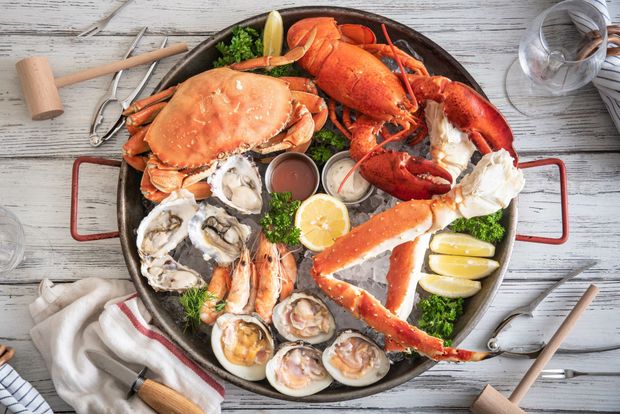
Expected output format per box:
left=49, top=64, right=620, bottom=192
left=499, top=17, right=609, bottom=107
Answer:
left=229, top=27, right=317, bottom=71
left=200, top=266, right=232, bottom=325
left=328, top=99, right=352, bottom=139
left=360, top=44, right=429, bottom=76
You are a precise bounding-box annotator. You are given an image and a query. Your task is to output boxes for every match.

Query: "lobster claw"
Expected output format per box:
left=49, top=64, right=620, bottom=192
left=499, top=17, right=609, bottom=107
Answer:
left=360, top=150, right=453, bottom=200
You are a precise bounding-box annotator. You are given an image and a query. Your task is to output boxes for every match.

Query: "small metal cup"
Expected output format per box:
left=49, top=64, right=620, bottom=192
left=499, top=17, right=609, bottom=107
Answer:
left=321, top=151, right=374, bottom=205
left=265, top=152, right=320, bottom=200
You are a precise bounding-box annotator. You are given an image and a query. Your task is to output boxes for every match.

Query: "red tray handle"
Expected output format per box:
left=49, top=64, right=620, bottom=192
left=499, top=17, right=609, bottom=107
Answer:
left=516, top=158, right=569, bottom=245
left=71, top=156, right=122, bottom=242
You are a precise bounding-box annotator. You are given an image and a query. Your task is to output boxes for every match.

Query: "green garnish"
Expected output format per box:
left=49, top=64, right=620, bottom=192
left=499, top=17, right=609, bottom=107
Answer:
left=213, top=26, right=263, bottom=68
left=450, top=210, right=505, bottom=244
left=308, top=130, right=349, bottom=165
left=179, top=287, right=225, bottom=332
left=417, top=295, right=464, bottom=347
left=265, top=64, right=301, bottom=77
left=308, top=145, right=333, bottom=165
left=259, top=192, right=301, bottom=245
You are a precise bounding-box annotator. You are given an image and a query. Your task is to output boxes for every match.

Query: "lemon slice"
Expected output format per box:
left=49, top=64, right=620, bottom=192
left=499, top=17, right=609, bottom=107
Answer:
left=430, top=233, right=495, bottom=257
left=419, top=273, right=482, bottom=298
left=263, top=10, right=283, bottom=57
left=428, top=254, right=499, bottom=280
left=295, top=194, right=350, bottom=251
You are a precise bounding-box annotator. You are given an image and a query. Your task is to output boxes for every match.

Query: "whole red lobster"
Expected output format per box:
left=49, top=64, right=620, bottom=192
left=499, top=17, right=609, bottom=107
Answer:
left=287, top=17, right=517, bottom=200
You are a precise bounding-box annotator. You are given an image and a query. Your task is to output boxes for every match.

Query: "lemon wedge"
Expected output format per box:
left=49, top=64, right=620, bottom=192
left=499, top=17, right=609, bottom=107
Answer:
left=419, top=273, right=482, bottom=298
left=428, top=254, right=499, bottom=280
left=263, top=10, right=283, bottom=57
left=295, top=193, right=350, bottom=251
left=430, top=233, right=495, bottom=257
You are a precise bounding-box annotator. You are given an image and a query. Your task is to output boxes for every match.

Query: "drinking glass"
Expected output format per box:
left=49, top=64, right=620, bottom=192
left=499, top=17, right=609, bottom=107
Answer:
left=505, top=0, right=608, bottom=117
left=0, top=206, right=25, bottom=275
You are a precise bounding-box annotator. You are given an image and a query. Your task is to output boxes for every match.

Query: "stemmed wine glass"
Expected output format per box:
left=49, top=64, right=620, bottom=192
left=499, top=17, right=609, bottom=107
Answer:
left=505, top=0, right=608, bottom=117
left=0, top=206, right=25, bottom=276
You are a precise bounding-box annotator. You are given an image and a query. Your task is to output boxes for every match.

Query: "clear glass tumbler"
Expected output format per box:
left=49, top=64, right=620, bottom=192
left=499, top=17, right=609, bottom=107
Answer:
left=0, top=206, right=25, bottom=275
left=505, top=0, right=608, bottom=117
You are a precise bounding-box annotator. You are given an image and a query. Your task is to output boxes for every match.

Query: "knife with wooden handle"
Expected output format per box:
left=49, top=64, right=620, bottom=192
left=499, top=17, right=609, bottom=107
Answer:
left=86, top=350, right=203, bottom=414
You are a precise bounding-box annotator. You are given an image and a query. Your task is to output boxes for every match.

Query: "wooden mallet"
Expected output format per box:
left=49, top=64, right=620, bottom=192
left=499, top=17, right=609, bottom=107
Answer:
left=470, top=284, right=599, bottom=414
left=15, top=42, right=188, bottom=120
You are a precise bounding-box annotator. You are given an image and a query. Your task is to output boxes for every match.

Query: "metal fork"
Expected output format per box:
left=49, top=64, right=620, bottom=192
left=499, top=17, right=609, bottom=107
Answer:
left=540, top=369, right=620, bottom=379
left=77, top=0, right=135, bottom=38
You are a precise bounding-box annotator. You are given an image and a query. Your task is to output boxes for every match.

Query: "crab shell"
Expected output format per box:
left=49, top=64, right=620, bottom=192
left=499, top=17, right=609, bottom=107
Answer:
left=145, top=67, right=293, bottom=169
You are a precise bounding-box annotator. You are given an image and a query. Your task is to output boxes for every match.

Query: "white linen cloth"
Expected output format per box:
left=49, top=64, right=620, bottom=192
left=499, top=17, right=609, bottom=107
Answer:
left=28, top=278, right=225, bottom=414
left=572, top=0, right=620, bottom=133
left=0, top=363, right=52, bottom=414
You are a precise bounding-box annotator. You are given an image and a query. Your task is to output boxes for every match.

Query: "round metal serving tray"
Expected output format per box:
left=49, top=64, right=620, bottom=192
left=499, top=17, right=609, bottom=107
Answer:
left=118, top=6, right=517, bottom=402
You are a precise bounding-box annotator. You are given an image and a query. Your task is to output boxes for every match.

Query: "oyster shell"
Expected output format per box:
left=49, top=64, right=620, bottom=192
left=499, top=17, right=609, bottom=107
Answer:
left=209, top=155, right=262, bottom=214
left=266, top=342, right=333, bottom=397
left=272, top=292, right=336, bottom=344
left=136, top=190, right=198, bottom=258
left=188, top=203, right=251, bottom=265
left=211, top=313, right=274, bottom=381
left=140, top=255, right=205, bottom=292
left=322, top=330, right=390, bottom=387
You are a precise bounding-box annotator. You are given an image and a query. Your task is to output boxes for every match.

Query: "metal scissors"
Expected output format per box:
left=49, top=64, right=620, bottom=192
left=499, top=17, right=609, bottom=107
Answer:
left=89, top=27, right=167, bottom=147
left=487, top=260, right=620, bottom=358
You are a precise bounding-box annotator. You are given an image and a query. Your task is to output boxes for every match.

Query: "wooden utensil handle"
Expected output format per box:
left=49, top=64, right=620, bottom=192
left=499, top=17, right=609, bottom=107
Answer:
left=54, top=42, right=188, bottom=88
left=137, top=378, right=204, bottom=414
left=509, top=284, right=599, bottom=404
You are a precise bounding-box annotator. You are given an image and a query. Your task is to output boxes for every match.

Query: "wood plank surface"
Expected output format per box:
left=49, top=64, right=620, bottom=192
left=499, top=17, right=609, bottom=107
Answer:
left=1, top=0, right=619, bottom=413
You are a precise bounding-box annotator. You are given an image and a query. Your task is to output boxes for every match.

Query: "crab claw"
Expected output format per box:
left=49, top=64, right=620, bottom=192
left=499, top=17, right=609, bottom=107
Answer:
left=407, top=75, right=518, bottom=165
left=360, top=150, right=453, bottom=200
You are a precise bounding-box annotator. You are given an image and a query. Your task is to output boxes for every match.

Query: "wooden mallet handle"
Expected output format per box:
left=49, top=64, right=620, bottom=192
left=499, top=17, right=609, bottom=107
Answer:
left=509, top=284, right=599, bottom=404
left=54, top=42, right=188, bottom=87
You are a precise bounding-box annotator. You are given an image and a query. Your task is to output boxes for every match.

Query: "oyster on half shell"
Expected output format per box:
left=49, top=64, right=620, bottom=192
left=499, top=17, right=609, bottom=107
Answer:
left=136, top=189, right=198, bottom=258
left=140, top=255, right=205, bottom=292
left=188, top=203, right=251, bottom=265
left=209, top=155, right=263, bottom=214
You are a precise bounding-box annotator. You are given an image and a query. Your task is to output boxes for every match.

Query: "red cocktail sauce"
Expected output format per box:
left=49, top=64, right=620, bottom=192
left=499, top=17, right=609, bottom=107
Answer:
left=270, top=158, right=317, bottom=201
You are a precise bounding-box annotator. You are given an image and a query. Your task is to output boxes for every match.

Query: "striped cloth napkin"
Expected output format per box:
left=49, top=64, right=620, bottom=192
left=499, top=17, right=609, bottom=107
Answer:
left=0, top=363, right=52, bottom=414
left=573, top=0, right=620, bottom=133
left=27, top=278, right=225, bottom=414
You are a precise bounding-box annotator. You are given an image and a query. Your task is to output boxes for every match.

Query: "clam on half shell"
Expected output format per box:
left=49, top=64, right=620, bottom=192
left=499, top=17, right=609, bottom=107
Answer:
left=272, top=292, right=336, bottom=344
left=322, top=330, right=390, bottom=387
left=211, top=313, right=274, bottom=381
left=266, top=342, right=333, bottom=397
left=188, top=203, right=251, bottom=265
left=209, top=155, right=263, bottom=215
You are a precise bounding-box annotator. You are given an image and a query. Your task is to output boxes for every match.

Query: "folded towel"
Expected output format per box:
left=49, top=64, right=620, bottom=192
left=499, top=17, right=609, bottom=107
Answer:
left=573, top=0, right=620, bottom=133
left=0, top=363, right=52, bottom=414
left=29, top=278, right=224, bottom=414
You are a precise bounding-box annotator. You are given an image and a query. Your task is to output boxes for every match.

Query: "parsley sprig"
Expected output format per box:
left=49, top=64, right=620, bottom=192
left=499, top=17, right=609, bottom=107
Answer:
left=213, top=26, right=263, bottom=68
left=417, top=295, right=464, bottom=347
left=179, top=287, right=225, bottom=332
left=259, top=192, right=301, bottom=245
left=450, top=210, right=505, bottom=244
left=308, top=129, right=349, bottom=165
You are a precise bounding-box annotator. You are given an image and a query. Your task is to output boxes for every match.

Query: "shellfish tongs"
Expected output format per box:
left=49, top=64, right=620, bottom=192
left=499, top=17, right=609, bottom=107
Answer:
left=487, top=260, right=620, bottom=358
left=89, top=27, right=166, bottom=147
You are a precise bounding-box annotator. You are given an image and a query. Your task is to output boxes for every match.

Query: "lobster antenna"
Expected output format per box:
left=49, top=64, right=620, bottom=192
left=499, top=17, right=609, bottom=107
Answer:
left=381, top=24, right=416, bottom=103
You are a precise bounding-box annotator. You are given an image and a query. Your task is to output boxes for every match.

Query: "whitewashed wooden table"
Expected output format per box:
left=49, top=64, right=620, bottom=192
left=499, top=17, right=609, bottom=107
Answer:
left=1, top=0, right=620, bottom=412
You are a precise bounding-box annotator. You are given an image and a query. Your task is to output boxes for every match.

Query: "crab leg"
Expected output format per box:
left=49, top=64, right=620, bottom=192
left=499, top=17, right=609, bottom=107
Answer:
left=384, top=234, right=431, bottom=352
left=254, top=101, right=315, bottom=154
left=312, top=150, right=524, bottom=361
left=229, top=27, right=317, bottom=72
left=122, top=85, right=177, bottom=116
left=254, top=233, right=281, bottom=323
left=126, top=101, right=167, bottom=127
left=140, top=170, right=169, bottom=203
left=123, top=125, right=151, bottom=157
left=282, top=76, right=318, bottom=95
left=292, top=90, right=328, bottom=132
left=201, top=266, right=232, bottom=325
